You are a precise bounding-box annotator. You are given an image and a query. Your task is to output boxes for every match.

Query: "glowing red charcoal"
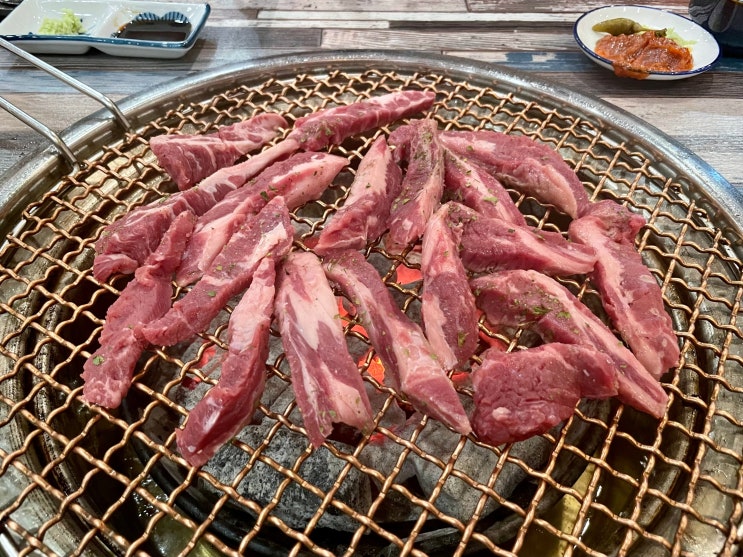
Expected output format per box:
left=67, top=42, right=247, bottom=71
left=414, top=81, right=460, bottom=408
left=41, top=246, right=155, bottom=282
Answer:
left=336, top=297, right=387, bottom=384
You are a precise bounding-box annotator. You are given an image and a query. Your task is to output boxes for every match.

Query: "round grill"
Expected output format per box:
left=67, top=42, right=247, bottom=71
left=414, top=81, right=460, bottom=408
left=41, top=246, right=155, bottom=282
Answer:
left=0, top=52, right=741, bottom=557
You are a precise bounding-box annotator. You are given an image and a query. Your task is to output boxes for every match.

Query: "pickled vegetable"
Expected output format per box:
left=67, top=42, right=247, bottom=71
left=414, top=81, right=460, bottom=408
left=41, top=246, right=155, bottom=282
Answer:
left=592, top=17, right=666, bottom=37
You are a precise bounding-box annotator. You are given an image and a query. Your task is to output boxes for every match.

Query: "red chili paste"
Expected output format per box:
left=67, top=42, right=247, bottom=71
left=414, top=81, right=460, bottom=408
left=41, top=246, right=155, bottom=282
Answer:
left=595, top=30, right=694, bottom=79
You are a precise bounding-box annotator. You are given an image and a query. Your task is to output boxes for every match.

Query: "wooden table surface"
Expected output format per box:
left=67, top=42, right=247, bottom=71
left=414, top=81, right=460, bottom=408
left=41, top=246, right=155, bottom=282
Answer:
left=1, top=0, right=742, bottom=195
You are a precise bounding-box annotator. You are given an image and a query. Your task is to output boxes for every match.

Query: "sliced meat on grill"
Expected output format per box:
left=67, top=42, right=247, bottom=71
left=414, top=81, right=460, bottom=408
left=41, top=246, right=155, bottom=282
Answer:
left=175, top=152, right=348, bottom=287
left=443, top=150, right=527, bottom=226
left=569, top=200, right=679, bottom=379
left=287, top=90, right=436, bottom=152
left=471, top=269, right=668, bottom=418
left=93, top=253, right=142, bottom=282
left=275, top=251, right=374, bottom=448
left=314, top=136, right=403, bottom=255
left=140, top=196, right=293, bottom=347
left=388, top=122, right=415, bottom=163
left=82, top=212, right=196, bottom=408
left=177, top=256, right=276, bottom=467
left=93, top=140, right=296, bottom=282
left=446, top=202, right=597, bottom=276
left=440, top=130, right=590, bottom=219
left=385, top=119, right=445, bottom=253
left=420, top=204, right=479, bottom=370
left=150, top=113, right=288, bottom=190
left=323, top=249, right=471, bottom=435
left=471, top=344, right=619, bottom=446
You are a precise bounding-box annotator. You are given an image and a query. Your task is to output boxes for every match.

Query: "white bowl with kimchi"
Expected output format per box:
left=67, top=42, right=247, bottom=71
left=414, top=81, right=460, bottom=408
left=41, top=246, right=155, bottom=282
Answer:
left=574, top=5, right=721, bottom=80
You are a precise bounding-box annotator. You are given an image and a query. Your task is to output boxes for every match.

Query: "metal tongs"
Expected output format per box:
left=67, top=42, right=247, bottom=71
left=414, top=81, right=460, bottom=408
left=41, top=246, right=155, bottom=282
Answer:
left=0, top=37, right=132, bottom=172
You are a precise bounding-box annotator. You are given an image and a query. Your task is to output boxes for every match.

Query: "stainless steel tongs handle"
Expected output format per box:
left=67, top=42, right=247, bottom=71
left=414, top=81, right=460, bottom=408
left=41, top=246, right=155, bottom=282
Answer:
left=0, top=37, right=132, bottom=171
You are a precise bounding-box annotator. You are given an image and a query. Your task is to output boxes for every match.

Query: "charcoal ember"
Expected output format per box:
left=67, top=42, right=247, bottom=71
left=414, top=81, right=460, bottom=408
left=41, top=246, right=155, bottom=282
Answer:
left=367, top=389, right=408, bottom=432
left=170, top=367, right=372, bottom=531
left=202, top=424, right=372, bottom=532
left=357, top=395, right=553, bottom=525
left=345, top=328, right=372, bottom=362
left=159, top=295, right=605, bottom=535
left=410, top=417, right=552, bottom=522
left=355, top=399, right=421, bottom=523
left=356, top=427, right=421, bottom=523
left=168, top=329, right=283, bottom=410
left=410, top=400, right=611, bottom=528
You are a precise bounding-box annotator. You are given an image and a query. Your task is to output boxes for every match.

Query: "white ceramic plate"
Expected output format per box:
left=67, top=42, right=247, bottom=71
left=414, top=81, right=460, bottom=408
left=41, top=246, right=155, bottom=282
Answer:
left=574, top=5, right=720, bottom=80
left=0, top=0, right=210, bottom=58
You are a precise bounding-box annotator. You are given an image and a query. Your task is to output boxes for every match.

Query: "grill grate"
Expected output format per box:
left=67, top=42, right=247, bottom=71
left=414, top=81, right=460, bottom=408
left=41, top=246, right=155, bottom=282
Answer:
left=1, top=58, right=742, bottom=557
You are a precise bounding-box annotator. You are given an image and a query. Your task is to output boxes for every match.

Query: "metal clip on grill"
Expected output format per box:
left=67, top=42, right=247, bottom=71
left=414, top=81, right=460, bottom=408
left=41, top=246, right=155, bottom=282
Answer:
left=0, top=37, right=131, bottom=171
left=0, top=49, right=741, bottom=557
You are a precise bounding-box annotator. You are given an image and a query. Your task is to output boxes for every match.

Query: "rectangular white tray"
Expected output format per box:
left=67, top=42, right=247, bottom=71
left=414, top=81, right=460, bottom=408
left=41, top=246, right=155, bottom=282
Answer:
left=0, top=0, right=210, bottom=58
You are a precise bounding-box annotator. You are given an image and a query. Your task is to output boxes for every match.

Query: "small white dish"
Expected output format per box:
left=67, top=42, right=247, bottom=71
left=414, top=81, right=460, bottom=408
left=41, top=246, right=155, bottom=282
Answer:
left=574, top=5, right=721, bottom=80
left=0, top=0, right=210, bottom=59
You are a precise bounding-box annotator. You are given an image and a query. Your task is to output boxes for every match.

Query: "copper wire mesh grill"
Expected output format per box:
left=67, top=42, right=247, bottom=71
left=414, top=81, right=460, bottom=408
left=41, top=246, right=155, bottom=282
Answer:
left=1, top=58, right=742, bottom=557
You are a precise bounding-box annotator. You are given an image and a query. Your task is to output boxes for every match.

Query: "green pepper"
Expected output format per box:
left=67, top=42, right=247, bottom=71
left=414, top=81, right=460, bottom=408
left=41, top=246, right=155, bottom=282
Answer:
left=592, top=17, right=666, bottom=37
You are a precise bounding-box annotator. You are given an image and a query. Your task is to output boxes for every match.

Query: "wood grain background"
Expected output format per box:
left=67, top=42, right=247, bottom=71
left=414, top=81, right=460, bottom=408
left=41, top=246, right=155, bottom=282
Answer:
left=1, top=0, right=741, bottom=191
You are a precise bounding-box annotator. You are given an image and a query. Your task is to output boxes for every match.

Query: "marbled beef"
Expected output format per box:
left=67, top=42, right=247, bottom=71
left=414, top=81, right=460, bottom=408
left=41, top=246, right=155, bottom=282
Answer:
left=177, top=256, right=276, bottom=467
left=443, top=149, right=526, bottom=226
left=472, top=344, right=618, bottom=445
left=82, top=212, right=196, bottom=408
left=150, top=113, right=287, bottom=190
left=472, top=269, right=668, bottom=418
left=386, top=119, right=445, bottom=253
left=275, top=251, right=375, bottom=448
left=569, top=200, right=679, bottom=379
left=287, top=90, right=436, bottom=151
left=140, top=196, right=293, bottom=347
left=314, top=136, right=403, bottom=255
left=420, top=204, right=479, bottom=370
left=93, top=140, right=295, bottom=282
left=440, top=130, right=590, bottom=218
left=446, top=202, right=597, bottom=276
left=323, top=249, right=471, bottom=435
left=175, top=152, right=348, bottom=286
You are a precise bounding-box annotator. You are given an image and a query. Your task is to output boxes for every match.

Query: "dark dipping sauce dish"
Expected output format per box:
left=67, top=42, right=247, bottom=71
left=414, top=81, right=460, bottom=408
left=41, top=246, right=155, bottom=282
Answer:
left=113, top=13, right=192, bottom=42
